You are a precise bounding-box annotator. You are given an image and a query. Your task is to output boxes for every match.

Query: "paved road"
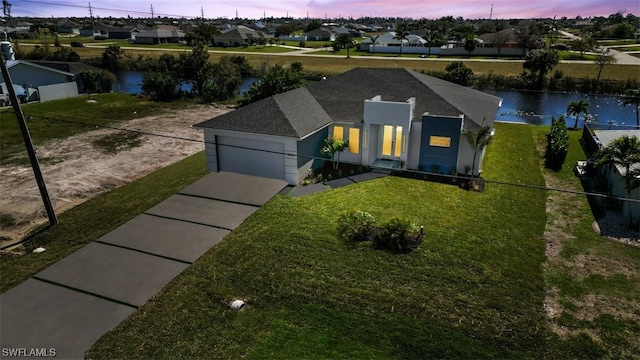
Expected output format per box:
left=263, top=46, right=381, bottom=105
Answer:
left=558, top=30, right=640, bottom=65
left=21, top=41, right=640, bottom=65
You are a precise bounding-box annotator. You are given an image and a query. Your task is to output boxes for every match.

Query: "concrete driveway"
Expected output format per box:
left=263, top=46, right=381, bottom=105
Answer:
left=0, top=172, right=286, bottom=359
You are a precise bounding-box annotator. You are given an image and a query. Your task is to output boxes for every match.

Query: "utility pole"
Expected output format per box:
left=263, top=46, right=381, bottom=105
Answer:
left=0, top=59, right=58, bottom=227
left=88, top=2, right=95, bottom=33
left=150, top=4, right=154, bottom=19
left=489, top=3, right=493, bottom=20
left=200, top=7, right=204, bottom=19
left=2, top=0, right=11, bottom=29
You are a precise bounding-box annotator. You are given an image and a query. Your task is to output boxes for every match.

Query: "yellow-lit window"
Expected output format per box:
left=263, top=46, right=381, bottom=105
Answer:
left=333, top=126, right=344, bottom=140
left=349, top=128, right=360, bottom=154
left=394, top=126, right=403, bottom=157
left=429, top=136, right=451, bottom=147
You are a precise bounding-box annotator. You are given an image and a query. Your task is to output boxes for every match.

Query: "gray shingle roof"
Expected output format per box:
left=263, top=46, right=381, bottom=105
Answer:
left=195, top=68, right=502, bottom=137
left=195, top=87, right=333, bottom=138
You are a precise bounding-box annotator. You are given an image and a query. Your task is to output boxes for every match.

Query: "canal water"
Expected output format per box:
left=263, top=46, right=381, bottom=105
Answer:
left=115, top=71, right=637, bottom=129
left=489, top=89, right=638, bottom=129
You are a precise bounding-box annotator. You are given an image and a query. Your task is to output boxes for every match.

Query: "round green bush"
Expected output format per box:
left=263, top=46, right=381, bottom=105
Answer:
left=336, top=210, right=376, bottom=242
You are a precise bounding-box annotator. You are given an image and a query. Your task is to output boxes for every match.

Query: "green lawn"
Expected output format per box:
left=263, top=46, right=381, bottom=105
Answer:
left=0, top=93, right=194, bottom=165
left=2, top=122, right=636, bottom=358
left=86, top=122, right=551, bottom=358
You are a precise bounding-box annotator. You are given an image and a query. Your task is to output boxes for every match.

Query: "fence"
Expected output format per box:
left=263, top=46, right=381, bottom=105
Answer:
left=38, top=82, right=79, bottom=103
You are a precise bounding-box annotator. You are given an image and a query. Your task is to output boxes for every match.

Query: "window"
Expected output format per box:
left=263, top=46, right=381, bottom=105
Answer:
left=333, top=126, right=344, bottom=141
left=348, top=128, right=360, bottom=154
left=429, top=136, right=451, bottom=147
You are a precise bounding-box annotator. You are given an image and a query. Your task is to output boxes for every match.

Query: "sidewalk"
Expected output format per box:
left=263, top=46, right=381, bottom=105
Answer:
left=0, top=172, right=287, bottom=359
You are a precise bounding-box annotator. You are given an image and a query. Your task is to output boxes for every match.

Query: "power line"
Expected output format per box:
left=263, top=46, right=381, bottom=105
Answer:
left=16, top=0, right=198, bottom=18
left=21, top=111, right=640, bottom=204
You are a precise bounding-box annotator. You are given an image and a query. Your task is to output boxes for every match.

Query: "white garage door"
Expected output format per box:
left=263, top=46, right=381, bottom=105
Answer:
left=217, top=136, right=285, bottom=180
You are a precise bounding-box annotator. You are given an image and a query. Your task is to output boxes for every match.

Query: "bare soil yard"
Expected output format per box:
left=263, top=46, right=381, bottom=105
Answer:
left=0, top=105, right=230, bottom=248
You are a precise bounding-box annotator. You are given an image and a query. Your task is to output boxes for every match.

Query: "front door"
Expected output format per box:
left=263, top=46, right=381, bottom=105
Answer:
left=380, top=125, right=403, bottom=158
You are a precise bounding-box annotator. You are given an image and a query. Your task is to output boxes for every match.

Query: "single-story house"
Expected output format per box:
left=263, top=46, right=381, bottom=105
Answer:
left=4, top=60, right=79, bottom=102
left=29, top=60, right=104, bottom=94
left=134, top=28, right=185, bottom=44
left=58, top=21, right=80, bottom=35
left=305, top=27, right=336, bottom=41
left=591, top=130, right=640, bottom=226
left=5, top=60, right=74, bottom=87
left=477, top=29, right=520, bottom=49
left=213, top=25, right=272, bottom=46
left=194, top=68, right=502, bottom=185
left=360, top=32, right=427, bottom=48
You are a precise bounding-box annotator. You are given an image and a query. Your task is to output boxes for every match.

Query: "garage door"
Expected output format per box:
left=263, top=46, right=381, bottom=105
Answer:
left=217, top=136, right=285, bottom=180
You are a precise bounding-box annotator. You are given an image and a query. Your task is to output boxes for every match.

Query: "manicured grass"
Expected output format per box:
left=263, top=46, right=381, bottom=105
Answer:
left=0, top=93, right=194, bottom=164
left=65, top=46, right=640, bottom=81
left=87, top=122, right=550, bottom=358
left=0, top=152, right=208, bottom=293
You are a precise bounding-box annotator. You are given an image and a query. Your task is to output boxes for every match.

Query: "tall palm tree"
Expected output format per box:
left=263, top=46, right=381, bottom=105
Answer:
left=622, top=88, right=640, bottom=128
left=567, top=99, right=589, bottom=129
left=393, top=24, right=410, bottom=57
left=422, top=29, right=442, bottom=57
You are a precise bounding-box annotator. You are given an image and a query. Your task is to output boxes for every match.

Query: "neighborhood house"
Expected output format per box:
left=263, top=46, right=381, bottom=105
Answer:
left=195, top=68, right=503, bottom=185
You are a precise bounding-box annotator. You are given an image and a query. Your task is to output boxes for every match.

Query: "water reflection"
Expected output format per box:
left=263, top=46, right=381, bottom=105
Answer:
left=113, top=72, right=637, bottom=129
left=490, top=90, right=637, bottom=129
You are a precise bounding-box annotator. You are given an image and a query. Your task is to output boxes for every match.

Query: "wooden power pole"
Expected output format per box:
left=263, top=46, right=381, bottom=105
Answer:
left=1, top=59, right=58, bottom=226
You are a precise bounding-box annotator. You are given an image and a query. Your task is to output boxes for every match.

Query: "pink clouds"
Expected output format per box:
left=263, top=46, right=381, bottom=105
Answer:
left=13, top=0, right=639, bottom=19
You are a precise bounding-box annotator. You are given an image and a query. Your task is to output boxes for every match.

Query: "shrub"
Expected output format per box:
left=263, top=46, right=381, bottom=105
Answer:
left=545, top=115, right=569, bottom=171
left=336, top=210, right=376, bottom=242
left=141, top=72, right=179, bottom=101
left=374, top=217, right=422, bottom=254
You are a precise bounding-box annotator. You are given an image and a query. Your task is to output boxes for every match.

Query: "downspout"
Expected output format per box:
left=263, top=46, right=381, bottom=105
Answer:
left=214, top=134, right=220, bottom=172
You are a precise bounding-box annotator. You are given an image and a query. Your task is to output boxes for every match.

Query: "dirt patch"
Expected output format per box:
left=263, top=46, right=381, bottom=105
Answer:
left=0, top=105, right=231, bottom=248
left=536, top=137, right=640, bottom=349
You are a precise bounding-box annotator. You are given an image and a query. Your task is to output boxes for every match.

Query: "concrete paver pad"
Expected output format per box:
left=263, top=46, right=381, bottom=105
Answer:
left=145, top=194, right=258, bottom=230
left=179, top=171, right=287, bottom=206
left=97, top=214, right=230, bottom=263
left=0, top=279, right=135, bottom=359
left=36, top=242, right=188, bottom=307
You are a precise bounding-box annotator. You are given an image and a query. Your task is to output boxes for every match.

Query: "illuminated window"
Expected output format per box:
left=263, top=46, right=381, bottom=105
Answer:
left=394, top=126, right=402, bottom=157
left=429, top=136, right=451, bottom=147
left=349, top=128, right=360, bottom=154
left=333, top=126, right=344, bottom=140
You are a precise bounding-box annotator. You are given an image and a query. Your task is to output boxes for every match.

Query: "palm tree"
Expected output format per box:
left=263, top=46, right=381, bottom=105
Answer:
left=393, top=24, right=410, bottom=57
left=464, top=122, right=493, bottom=178
left=595, top=135, right=640, bottom=226
left=369, top=34, right=380, bottom=55
left=321, top=137, right=349, bottom=170
left=422, top=29, right=442, bottom=57
left=567, top=99, right=589, bottom=129
left=622, top=88, right=640, bottom=128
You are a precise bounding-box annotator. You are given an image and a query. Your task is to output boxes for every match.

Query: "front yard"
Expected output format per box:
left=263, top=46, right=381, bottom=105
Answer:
left=2, top=121, right=636, bottom=358
left=89, top=122, right=552, bottom=358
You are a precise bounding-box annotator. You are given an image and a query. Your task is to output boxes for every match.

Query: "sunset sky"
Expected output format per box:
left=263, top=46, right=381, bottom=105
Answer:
left=13, top=0, right=639, bottom=20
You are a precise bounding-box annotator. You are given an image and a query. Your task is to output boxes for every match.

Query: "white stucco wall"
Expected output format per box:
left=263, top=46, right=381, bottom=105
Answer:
left=363, top=96, right=415, bottom=126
